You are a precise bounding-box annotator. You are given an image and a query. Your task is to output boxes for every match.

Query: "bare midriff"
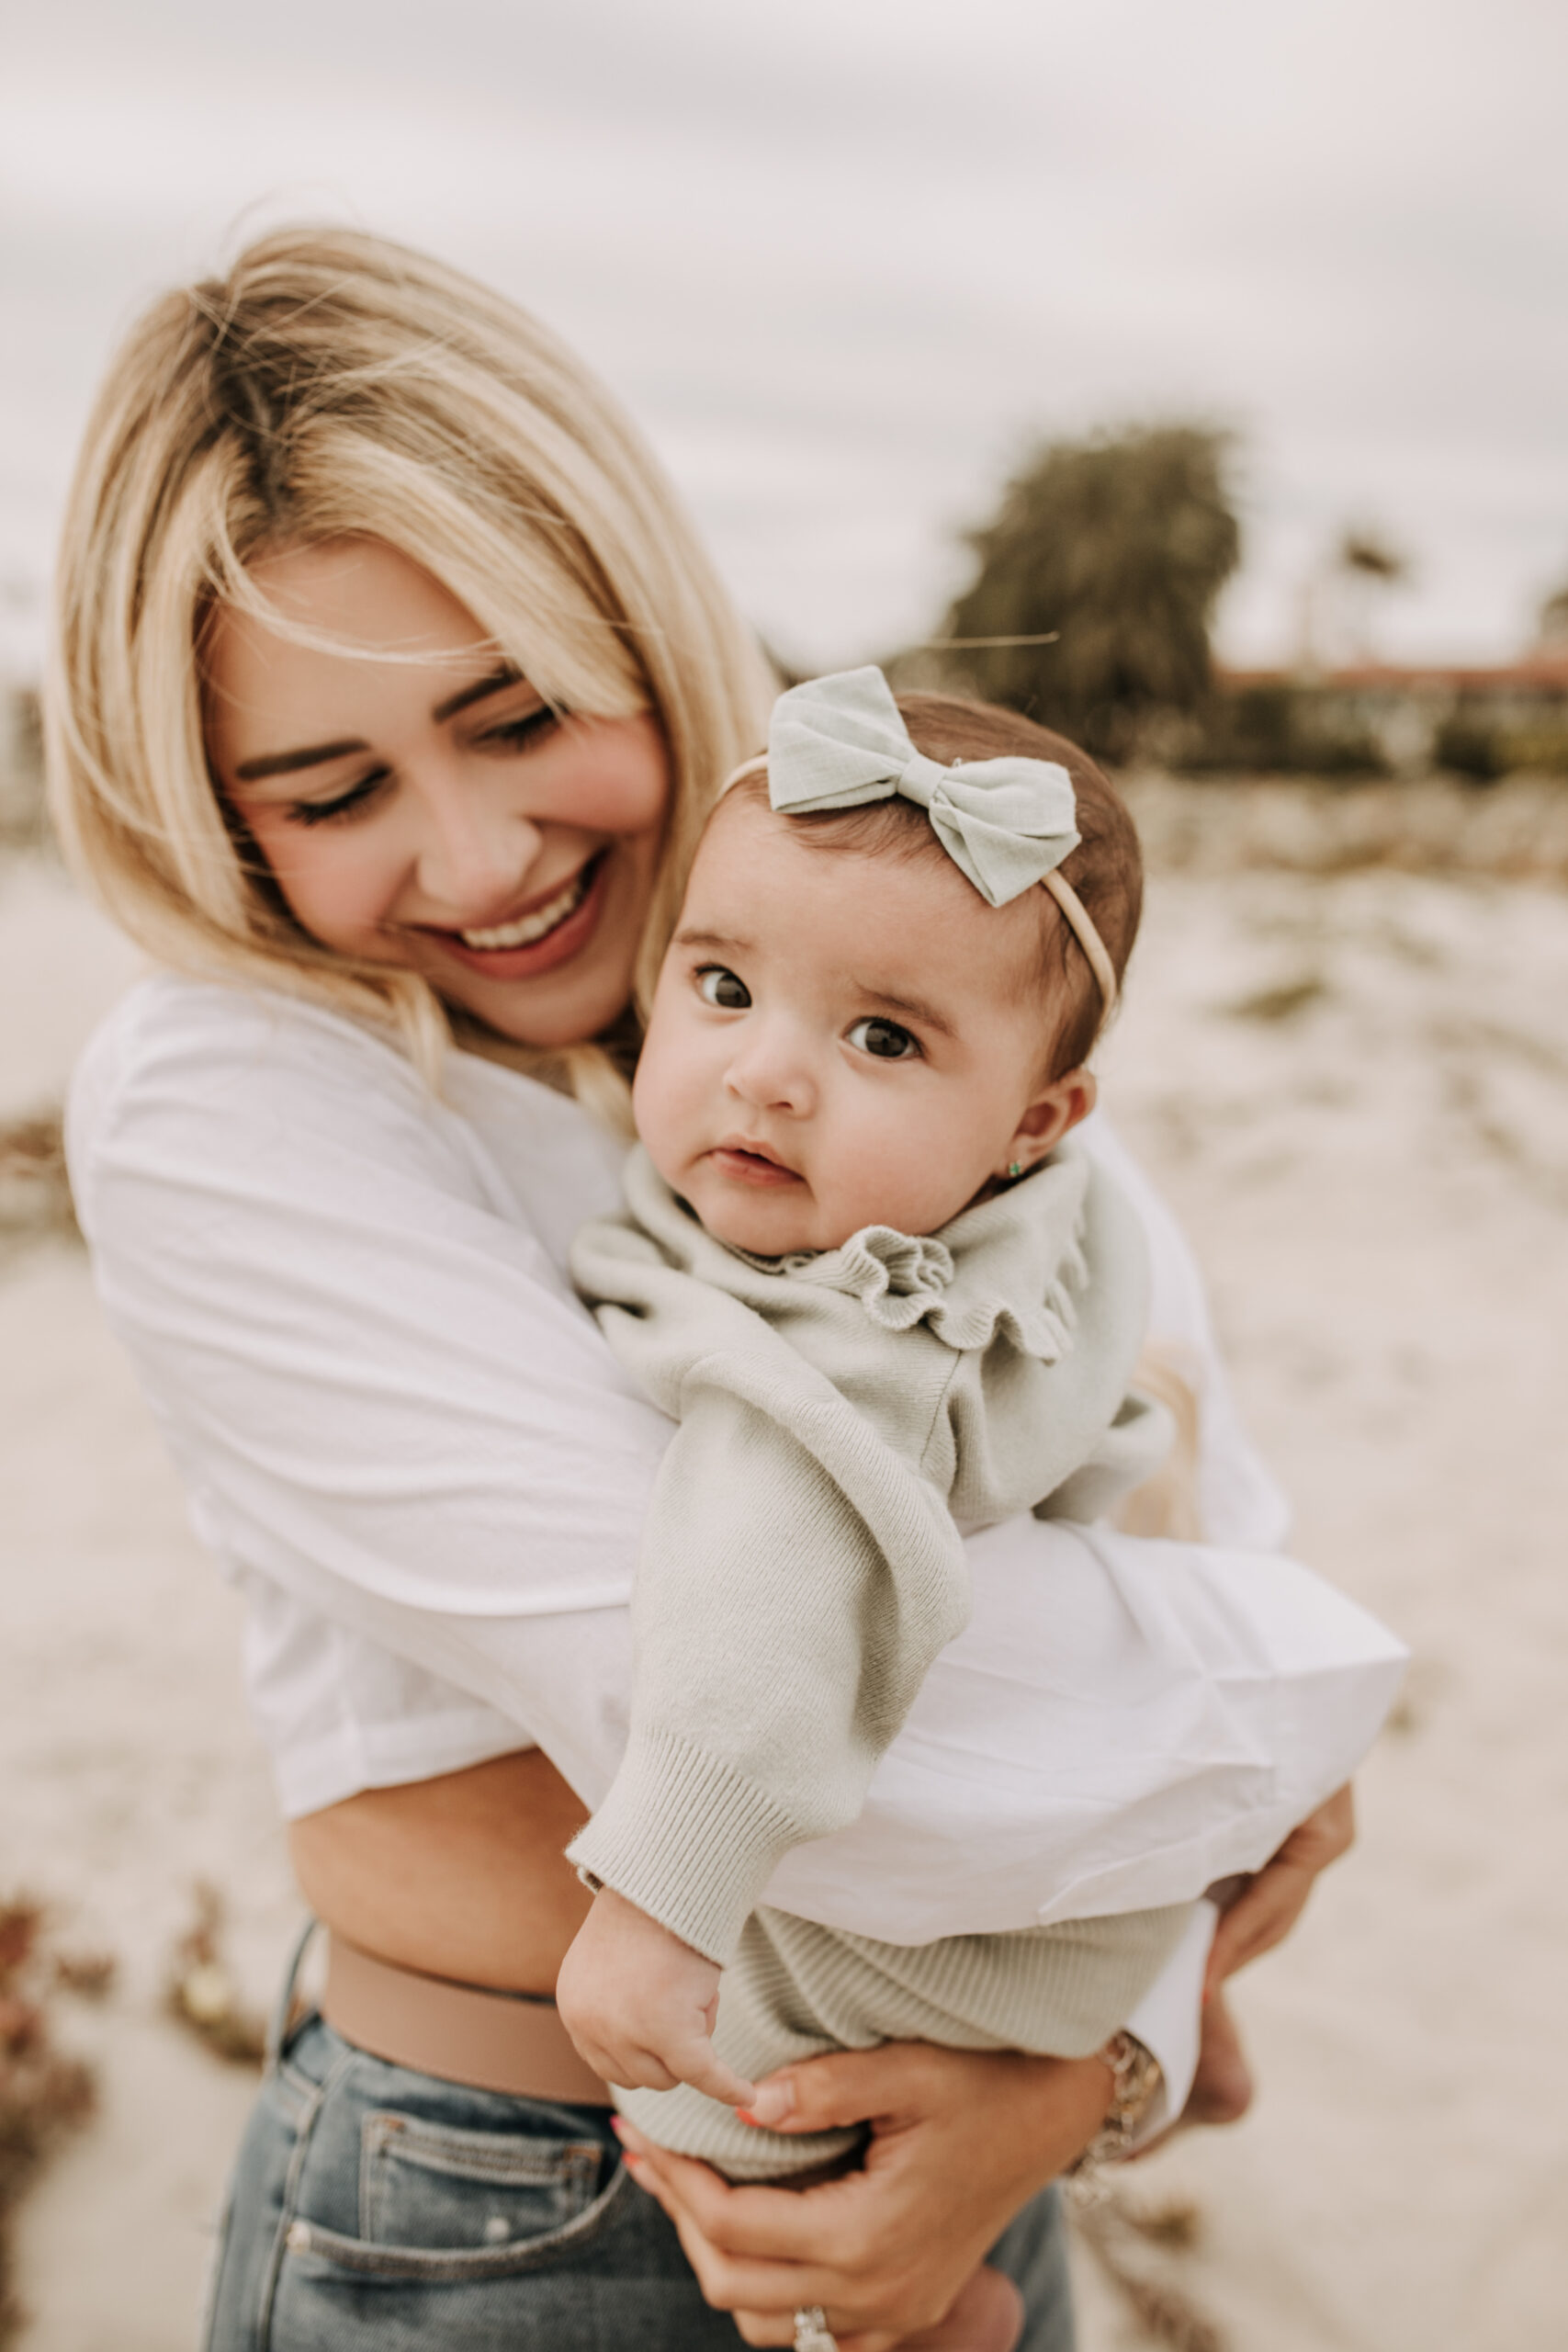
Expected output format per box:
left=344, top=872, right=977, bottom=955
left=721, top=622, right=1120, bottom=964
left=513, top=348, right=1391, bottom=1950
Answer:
left=288, top=1747, right=592, bottom=1995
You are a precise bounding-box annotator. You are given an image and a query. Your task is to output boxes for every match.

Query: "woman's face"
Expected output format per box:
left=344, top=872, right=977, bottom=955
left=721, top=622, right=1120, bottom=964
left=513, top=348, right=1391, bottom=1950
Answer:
left=204, top=538, right=671, bottom=1046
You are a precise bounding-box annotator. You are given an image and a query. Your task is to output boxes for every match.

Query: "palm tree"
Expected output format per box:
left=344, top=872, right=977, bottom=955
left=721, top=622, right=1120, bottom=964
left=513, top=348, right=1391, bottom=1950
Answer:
left=1333, top=528, right=1411, bottom=662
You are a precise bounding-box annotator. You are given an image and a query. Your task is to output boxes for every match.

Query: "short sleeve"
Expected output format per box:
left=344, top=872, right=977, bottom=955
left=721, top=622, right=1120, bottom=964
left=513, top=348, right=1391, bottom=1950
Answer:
left=67, top=979, right=672, bottom=1787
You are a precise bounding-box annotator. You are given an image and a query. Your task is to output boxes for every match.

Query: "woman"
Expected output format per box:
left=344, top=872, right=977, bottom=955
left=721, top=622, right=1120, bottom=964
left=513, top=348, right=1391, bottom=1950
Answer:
left=51, top=228, right=1353, bottom=2351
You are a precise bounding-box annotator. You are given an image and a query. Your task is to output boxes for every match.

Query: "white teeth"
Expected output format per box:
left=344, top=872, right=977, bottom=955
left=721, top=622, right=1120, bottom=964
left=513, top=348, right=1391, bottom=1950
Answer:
left=460, top=867, right=590, bottom=951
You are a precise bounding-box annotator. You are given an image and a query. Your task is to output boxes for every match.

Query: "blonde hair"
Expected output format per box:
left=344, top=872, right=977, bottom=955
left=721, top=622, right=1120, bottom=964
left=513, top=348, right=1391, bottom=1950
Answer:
left=46, top=225, right=775, bottom=1110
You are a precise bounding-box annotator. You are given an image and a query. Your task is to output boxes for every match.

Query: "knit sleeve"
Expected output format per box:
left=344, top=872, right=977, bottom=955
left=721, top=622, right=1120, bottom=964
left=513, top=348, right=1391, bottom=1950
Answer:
left=566, top=1234, right=971, bottom=1963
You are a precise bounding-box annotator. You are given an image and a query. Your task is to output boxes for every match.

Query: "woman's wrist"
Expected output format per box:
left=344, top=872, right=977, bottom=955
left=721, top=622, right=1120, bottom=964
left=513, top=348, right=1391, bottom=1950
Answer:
left=998, top=2047, right=1120, bottom=2193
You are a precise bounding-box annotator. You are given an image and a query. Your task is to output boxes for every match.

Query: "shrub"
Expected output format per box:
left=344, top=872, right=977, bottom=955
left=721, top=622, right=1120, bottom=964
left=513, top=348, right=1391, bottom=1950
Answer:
left=944, top=424, right=1240, bottom=762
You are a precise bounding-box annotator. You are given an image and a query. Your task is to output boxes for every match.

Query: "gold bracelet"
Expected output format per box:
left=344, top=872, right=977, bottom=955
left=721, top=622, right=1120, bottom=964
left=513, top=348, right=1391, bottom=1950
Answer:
left=1066, top=2030, right=1164, bottom=2184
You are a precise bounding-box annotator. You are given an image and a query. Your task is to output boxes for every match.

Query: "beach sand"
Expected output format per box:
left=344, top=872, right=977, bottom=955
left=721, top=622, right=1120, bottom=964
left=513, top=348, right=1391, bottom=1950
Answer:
left=3, top=831, right=1565, bottom=2348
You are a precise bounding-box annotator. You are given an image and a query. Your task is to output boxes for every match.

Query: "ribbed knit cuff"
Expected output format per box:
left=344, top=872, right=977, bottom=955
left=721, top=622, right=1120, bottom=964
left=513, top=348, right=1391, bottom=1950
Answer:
left=565, top=1728, right=806, bottom=1964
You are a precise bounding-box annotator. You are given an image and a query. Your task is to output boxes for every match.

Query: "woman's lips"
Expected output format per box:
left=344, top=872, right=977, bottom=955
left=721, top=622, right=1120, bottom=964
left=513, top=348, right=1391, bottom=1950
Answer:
left=706, top=1146, right=804, bottom=1188
left=421, top=853, right=609, bottom=980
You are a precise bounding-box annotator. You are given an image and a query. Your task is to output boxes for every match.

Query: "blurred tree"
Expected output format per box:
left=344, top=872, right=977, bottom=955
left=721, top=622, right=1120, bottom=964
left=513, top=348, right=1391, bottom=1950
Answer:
left=942, top=424, right=1240, bottom=759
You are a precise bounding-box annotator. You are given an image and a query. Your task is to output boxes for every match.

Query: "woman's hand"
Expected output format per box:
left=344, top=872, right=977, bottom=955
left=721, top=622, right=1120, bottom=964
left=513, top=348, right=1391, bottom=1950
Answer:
left=614, top=2039, right=1112, bottom=2350
left=1204, top=1781, right=1356, bottom=1994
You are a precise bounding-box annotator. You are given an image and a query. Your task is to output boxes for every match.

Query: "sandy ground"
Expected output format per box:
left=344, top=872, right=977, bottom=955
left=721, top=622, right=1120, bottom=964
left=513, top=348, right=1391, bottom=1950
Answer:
left=3, top=830, right=1566, bottom=2349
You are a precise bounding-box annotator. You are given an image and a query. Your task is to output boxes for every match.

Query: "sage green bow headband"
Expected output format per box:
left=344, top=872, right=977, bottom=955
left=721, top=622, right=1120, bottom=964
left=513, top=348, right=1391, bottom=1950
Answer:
left=729, top=665, right=1118, bottom=1013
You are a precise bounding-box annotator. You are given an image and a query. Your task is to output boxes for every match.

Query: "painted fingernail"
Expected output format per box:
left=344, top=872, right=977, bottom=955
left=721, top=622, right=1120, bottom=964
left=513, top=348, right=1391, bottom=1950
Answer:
left=609, top=2117, right=626, bottom=2138
left=743, top=2082, right=795, bottom=2126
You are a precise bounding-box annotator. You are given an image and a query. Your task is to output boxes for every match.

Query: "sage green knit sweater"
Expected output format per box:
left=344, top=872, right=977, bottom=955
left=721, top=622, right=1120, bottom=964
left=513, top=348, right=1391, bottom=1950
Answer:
left=568, top=1142, right=1191, bottom=2175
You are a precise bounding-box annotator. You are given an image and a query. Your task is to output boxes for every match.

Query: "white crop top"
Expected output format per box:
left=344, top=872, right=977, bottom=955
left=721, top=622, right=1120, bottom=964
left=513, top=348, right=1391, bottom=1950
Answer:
left=66, top=975, right=1396, bottom=1952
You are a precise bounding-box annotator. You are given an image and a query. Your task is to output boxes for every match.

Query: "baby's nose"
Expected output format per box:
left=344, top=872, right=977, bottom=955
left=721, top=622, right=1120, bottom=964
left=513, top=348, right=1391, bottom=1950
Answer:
left=725, top=1026, right=816, bottom=1115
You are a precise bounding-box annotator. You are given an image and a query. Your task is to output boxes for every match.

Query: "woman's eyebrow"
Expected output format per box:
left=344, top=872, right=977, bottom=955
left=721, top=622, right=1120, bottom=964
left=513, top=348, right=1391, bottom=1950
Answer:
left=231, top=664, right=530, bottom=782
left=432, top=662, right=526, bottom=723
left=233, top=737, right=367, bottom=782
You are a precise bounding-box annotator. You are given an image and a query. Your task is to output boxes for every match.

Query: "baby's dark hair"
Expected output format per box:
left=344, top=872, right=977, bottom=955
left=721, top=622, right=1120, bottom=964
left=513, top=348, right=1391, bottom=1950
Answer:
left=728, top=693, right=1142, bottom=1078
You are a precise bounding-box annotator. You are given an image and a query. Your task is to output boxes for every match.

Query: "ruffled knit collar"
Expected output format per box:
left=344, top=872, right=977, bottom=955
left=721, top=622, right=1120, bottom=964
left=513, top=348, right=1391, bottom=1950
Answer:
left=728, top=1159, right=1089, bottom=1362
left=735, top=1226, right=957, bottom=1332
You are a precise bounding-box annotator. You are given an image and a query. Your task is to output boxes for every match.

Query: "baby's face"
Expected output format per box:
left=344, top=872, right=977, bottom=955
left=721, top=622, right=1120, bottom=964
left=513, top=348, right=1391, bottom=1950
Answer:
left=634, top=793, right=1072, bottom=1254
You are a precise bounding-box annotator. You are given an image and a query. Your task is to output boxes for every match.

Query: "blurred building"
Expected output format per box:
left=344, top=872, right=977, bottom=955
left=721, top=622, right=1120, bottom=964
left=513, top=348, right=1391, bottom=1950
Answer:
left=1201, top=657, right=1568, bottom=780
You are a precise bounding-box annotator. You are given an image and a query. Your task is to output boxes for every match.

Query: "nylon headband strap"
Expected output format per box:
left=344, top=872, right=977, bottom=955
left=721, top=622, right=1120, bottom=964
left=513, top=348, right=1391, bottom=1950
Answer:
left=1039, top=868, right=1119, bottom=1016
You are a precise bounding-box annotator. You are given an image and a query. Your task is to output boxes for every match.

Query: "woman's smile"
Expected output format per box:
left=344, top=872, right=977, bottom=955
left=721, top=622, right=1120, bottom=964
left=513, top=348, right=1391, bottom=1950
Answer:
left=414, top=849, right=610, bottom=978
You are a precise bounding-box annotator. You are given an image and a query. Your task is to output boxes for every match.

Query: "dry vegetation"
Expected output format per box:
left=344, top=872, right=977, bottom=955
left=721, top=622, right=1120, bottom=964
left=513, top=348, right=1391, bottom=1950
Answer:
left=164, top=1884, right=267, bottom=2071
left=0, top=1907, right=109, bottom=2349
left=0, top=1118, right=75, bottom=1266
left=1070, top=2183, right=1224, bottom=2351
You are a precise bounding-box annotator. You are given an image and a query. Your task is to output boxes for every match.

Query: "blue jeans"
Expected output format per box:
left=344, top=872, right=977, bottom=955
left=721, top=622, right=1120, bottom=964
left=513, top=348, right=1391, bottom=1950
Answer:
left=203, top=1938, right=1077, bottom=2349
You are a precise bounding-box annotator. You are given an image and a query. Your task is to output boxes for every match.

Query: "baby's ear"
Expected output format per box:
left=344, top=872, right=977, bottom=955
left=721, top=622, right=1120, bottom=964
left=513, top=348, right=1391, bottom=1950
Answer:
left=997, top=1068, right=1097, bottom=1179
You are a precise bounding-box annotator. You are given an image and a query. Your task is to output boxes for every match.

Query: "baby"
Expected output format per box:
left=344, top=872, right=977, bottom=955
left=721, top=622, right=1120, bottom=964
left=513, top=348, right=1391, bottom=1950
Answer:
left=558, top=662, right=1198, bottom=2126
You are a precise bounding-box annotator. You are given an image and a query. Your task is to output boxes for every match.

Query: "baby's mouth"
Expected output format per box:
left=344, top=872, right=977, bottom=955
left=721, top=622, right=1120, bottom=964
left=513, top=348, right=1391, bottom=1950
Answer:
left=708, top=1140, right=803, bottom=1187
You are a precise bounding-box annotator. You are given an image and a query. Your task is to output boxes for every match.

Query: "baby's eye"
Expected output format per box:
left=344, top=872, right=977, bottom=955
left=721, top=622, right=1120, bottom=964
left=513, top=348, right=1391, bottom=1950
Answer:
left=697, top=966, right=751, bottom=1010
left=848, top=1016, right=920, bottom=1061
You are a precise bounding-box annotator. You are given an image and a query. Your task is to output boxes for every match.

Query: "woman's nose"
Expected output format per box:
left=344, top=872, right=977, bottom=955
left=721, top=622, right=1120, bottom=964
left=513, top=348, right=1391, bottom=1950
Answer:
left=724, top=1023, right=817, bottom=1117
left=415, top=786, right=542, bottom=918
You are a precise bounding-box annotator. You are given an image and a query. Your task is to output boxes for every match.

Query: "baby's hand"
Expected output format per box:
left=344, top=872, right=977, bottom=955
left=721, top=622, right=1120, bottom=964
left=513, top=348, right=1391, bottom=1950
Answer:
left=556, top=1886, right=757, bottom=2109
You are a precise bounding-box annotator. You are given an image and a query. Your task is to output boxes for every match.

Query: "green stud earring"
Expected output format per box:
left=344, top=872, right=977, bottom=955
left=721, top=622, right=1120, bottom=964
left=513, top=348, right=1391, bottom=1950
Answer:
left=1008, top=1160, right=1024, bottom=1181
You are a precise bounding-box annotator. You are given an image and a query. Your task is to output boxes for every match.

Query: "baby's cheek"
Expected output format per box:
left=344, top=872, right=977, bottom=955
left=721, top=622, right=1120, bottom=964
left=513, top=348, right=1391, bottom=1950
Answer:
left=630, top=1026, right=696, bottom=1182
left=840, top=1105, right=986, bottom=1237
left=816, top=1122, right=894, bottom=1237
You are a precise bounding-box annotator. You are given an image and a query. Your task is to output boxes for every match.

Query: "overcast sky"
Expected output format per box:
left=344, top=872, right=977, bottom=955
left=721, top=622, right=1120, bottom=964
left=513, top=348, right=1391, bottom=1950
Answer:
left=3, top=0, right=1565, bottom=678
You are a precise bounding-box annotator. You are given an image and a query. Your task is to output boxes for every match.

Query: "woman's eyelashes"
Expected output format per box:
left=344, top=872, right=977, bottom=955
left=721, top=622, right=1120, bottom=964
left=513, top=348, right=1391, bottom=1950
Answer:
left=282, top=706, right=559, bottom=826
left=474, top=705, right=558, bottom=753
left=288, top=770, right=389, bottom=827
left=847, top=1015, right=920, bottom=1061
left=696, top=965, right=751, bottom=1010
